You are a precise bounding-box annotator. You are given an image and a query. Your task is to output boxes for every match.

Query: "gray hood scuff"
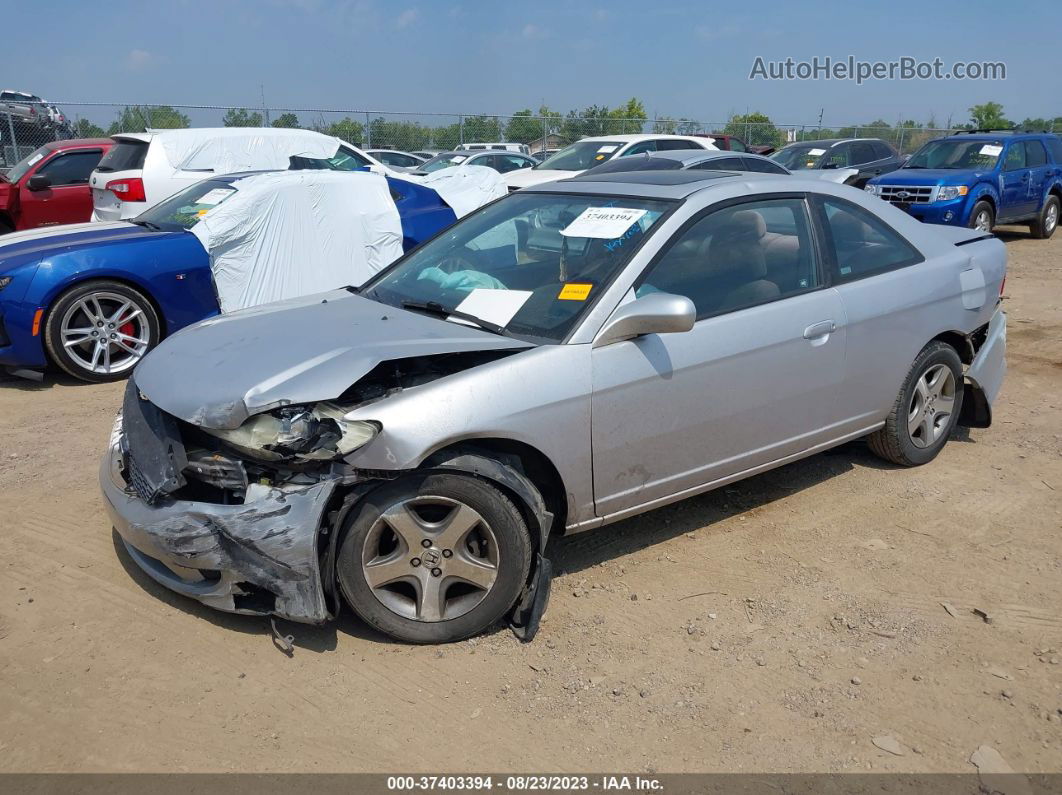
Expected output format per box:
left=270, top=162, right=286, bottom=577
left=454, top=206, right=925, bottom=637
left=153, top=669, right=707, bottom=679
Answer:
left=133, top=290, right=533, bottom=429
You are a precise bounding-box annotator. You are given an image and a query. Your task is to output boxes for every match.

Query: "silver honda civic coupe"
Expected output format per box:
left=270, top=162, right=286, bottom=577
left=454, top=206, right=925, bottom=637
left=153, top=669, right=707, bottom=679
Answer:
left=101, top=169, right=1007, bottom=644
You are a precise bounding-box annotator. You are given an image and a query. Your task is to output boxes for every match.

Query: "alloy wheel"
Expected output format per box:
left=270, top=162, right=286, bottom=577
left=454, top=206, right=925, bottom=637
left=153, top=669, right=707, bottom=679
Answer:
left=58, top=291, right=151, bottom=376
left=908, top=363, right=957, bottom=448
left=974, top=210, right=992, bottom=232
left=361, top=496, right=500, bottom=622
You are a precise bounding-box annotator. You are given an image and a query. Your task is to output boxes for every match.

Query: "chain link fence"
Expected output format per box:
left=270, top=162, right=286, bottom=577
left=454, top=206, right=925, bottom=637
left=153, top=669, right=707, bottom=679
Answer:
left=4, top=101, right=1058, bottom=172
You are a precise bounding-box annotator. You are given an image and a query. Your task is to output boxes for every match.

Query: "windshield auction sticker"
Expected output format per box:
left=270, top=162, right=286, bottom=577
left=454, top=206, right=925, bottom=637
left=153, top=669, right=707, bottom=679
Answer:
left=561, top=207, right=647, bottom=239
left=558, top=283, right=593, bottom=301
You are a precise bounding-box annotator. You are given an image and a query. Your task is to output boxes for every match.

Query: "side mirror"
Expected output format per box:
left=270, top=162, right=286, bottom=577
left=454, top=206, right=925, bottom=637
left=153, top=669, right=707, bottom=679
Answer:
left=593, top=292, right=696, bottom=348
left=26, top=174, right=51, bottom=191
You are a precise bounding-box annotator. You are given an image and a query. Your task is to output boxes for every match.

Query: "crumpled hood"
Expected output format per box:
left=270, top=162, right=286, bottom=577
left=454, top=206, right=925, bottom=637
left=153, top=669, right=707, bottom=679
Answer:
left=134, top=290, right=533, bottom=430
left=872, top=168, right=989, bottom=185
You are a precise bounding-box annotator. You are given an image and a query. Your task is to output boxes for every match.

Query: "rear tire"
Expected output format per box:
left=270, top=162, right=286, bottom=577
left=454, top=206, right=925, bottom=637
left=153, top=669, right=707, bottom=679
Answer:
left=337, top=472, right=532, bottom=643
left=1030, top=195, right=1059, bottom=239
left=968, top=201, right=995, bottom=233
left=868, top=341, right=964, bottom=467
left=43, top=280, right=160, bottom=383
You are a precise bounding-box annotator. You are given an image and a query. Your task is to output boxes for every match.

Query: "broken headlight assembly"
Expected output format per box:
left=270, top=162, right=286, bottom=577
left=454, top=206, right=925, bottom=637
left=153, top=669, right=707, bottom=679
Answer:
left=200, top=404, right=379, bottom=464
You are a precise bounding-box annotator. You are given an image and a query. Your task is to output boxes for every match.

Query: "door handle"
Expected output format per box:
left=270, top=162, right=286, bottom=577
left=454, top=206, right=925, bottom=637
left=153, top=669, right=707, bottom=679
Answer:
left=803, top=320, right=836, bottom=339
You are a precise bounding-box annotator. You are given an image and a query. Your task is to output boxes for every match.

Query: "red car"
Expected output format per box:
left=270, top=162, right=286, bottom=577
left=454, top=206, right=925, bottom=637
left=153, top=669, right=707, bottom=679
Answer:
left=696, top=133, right=776, bottom=156
left=0, top=138, right=113, bottom=233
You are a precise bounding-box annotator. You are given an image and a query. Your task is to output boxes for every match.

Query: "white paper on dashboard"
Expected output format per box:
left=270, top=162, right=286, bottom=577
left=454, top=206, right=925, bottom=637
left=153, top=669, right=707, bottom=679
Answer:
left=195, top=188, right=237, bottom=206
left=980, top=144, right=1003, bottom=156
left=807, top=148, right=826, bottom=156
left=451, top=155, right=467, bottom=163
left=597, top=145, right=619, bottom=153
left=561, top=207, right=647, bottom=239
left=451, top=288, right=532, bottom=327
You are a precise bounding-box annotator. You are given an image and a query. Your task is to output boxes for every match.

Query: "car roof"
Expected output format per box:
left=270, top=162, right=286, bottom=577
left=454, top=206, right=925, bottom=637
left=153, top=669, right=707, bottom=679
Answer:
left=525, top=170, right=745, bottom=199
left=46, top=138, right=113, bottom=150
left=574, top=133, right=708, bottom=144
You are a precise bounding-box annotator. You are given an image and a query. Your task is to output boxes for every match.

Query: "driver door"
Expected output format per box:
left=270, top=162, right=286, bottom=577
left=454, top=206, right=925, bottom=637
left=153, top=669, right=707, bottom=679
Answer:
left=590, top=196, right=847, bottom=518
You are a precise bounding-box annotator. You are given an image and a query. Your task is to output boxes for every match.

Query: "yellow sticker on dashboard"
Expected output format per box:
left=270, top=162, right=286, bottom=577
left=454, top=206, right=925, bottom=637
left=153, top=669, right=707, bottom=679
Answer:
left=558, top=283, right=593, bottom=301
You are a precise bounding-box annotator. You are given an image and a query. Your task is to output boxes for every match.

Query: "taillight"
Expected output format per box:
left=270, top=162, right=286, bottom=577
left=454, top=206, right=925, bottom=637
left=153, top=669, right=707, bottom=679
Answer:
left=105, top=178, right=146, bottom=203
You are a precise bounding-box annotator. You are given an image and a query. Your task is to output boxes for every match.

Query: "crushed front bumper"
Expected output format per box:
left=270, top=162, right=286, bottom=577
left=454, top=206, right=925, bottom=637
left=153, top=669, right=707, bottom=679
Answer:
left=100, top=426, right=338, bottom=623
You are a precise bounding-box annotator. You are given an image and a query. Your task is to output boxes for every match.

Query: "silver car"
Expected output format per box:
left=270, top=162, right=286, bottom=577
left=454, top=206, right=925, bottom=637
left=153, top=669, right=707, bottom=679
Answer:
left=101, top=170, right=1007, bottom=644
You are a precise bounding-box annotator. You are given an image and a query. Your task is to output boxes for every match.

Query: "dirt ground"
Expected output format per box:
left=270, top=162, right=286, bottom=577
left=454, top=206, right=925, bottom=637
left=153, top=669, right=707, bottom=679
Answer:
left=0, top=229, right=1059, bottom=775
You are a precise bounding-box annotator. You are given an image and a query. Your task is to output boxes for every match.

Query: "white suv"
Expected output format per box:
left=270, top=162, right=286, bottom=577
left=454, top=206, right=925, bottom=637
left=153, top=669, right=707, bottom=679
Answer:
left=89, top=127, right=388, bottom=221
left=504, top=134, right=718, bottom=190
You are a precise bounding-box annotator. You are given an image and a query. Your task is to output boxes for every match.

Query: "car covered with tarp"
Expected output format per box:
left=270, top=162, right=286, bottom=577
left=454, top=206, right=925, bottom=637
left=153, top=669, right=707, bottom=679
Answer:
left=0, top=166, right=506, bottom=381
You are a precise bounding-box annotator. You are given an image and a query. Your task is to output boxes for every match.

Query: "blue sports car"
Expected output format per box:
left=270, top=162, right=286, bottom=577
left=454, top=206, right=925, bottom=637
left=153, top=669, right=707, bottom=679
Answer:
left=0, top=172, right=458, bottom=382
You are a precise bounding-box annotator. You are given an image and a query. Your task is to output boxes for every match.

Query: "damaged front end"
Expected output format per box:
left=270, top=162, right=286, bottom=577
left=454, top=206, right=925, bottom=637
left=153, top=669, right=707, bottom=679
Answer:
left=101, top=378, right=369, bottom=623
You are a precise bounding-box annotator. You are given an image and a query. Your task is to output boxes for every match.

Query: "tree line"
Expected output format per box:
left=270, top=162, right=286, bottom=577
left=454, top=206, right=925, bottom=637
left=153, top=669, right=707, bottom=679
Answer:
left=68, top=100, right=1061, bottom=153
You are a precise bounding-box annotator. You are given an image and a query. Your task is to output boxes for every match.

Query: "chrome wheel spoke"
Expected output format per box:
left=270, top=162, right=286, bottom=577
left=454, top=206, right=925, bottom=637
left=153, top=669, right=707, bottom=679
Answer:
left=380, top=503, right=429, bottom=552
left=935, top=395, right=955, bottom=417
left=435, top=503, right=484, bottom=551
left=446, top=553, right=497, bottom=590
left=363, top=555, right=412, bottom=589
left=415, top=576, right=446, bottom=622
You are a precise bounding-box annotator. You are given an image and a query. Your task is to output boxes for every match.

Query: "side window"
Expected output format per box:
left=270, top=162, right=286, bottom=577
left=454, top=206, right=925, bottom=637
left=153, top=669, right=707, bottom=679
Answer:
left=873, top=141, right=896, bottom=160
left=622, top=140, right=658, bottom=156
left=850, top=141, right=878, bottom=165
left=821, top=198, right=923, bottom=282
left=692, top=157, right=743, bottom=171
left=728, top=139, right=747, bottom=152
left=822, top=145, right=850, bottom=168
left=636, top=198, right=818, bottom=319
left=1003, top=143, right=1026, bottom=171
left=741, top=157, right=787, bottom=174
left=656, top=139, right=701, bottom=151
left=36, top=150, right=102, bottom=186
left=1046, top=137, right=1062, bottom=164
left=1024, top=140, right=1048, bottom=168
left=499, top=155, right=532, bottom=172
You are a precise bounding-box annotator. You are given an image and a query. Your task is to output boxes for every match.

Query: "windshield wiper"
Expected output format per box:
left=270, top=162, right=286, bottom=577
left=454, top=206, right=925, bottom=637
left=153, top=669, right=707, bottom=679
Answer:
left=129, top=219, right=163, bottom=231
left=401, top=300, right=507, bottom=336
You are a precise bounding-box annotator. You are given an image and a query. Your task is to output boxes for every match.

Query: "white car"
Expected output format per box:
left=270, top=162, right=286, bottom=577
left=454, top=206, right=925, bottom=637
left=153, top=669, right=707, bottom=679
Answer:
left=89, top=128, right=390, bottom=221
left=504, top=134, right=718, bottom=190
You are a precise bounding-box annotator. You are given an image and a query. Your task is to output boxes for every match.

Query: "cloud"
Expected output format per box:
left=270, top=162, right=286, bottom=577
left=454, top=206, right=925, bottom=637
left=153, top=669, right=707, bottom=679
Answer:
left=395, top=8, right=419, bottom=28
left=126, top=49, right=155, bottom=71
left=521, top=23, right=547, bottom=39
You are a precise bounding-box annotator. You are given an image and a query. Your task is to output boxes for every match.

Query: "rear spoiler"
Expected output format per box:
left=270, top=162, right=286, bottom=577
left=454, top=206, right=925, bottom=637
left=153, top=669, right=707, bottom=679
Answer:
left=955, top=233, right=995, bottom=247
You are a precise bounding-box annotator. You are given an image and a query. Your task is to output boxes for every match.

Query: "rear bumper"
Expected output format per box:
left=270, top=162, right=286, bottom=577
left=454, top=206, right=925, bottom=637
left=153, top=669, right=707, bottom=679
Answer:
left=100, top=422, right=338, bottom=623
left=961, top=308, right=1006, bottom=428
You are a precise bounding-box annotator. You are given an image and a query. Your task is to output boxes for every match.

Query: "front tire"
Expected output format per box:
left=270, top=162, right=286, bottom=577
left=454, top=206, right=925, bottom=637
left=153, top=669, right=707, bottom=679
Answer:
left=868, top=341, right=964, bottom=467
left=1030, top=195, right=1059, bottom=239
left=43, top=280, right=160, bottom=383
left=337, top=472, right=532, bottom=643
left=968, top=201, right=995, bottom=233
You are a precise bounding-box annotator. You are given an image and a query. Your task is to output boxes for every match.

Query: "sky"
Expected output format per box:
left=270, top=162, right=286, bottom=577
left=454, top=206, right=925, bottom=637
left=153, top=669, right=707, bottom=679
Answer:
left=5, top=0, right=1056, bottom=130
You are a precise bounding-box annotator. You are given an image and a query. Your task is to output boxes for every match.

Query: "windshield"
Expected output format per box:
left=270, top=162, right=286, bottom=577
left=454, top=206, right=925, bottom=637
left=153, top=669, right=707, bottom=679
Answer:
left=420, top=153, right=473, bottom=173
left=904, top=139, right=1002, bottom=170
left=537, top=141, right=626, bottom=171
left=362, top=191, right=673, bottom=343
left=770, top=145, right=827, bottom=170
left=4, top=146, right=49, bottom=183
left=135, top=179, right=239, bottom=231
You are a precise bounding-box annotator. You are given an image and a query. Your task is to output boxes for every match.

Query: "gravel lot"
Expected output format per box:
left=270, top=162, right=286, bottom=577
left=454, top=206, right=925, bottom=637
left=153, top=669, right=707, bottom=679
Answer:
left=0, top=229, right=1059, bottom=774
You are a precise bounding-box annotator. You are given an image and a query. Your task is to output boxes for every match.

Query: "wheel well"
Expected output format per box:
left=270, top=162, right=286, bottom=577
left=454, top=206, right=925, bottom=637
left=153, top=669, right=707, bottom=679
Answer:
left=426, top=438, right=568, bottom=539
left=1049, top=185, right=1062, bottom=202
left=932, top=330, right=973, bottom=364
left=973, top=194, right=996, bottom=213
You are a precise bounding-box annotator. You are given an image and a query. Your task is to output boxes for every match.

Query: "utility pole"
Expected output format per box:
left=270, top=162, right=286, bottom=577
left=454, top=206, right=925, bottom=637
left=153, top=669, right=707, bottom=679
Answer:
left=260, top=84, right=270, bottom=126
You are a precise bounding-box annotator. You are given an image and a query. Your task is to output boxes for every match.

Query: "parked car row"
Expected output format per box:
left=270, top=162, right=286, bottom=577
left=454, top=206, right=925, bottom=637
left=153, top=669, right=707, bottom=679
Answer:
left=0, top=89, right=68, bottom=131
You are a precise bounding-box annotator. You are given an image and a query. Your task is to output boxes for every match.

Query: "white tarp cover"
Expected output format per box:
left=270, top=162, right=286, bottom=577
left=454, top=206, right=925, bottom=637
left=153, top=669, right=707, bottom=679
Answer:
left=408, top=165, right=507, bottom=217
left=191, top=171, right=403, bottom=313
left=157, top=127, right=345, bottom=174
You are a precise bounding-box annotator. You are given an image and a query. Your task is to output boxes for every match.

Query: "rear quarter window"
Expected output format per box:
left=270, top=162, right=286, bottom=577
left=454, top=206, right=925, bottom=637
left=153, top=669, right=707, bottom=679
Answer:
left=95, top=140, right=149, bottom=172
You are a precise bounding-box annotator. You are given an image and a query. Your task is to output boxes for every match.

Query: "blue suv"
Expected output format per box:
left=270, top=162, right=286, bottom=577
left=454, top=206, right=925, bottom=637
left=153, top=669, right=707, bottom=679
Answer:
left=865, top=131, right=1062, bottom=239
